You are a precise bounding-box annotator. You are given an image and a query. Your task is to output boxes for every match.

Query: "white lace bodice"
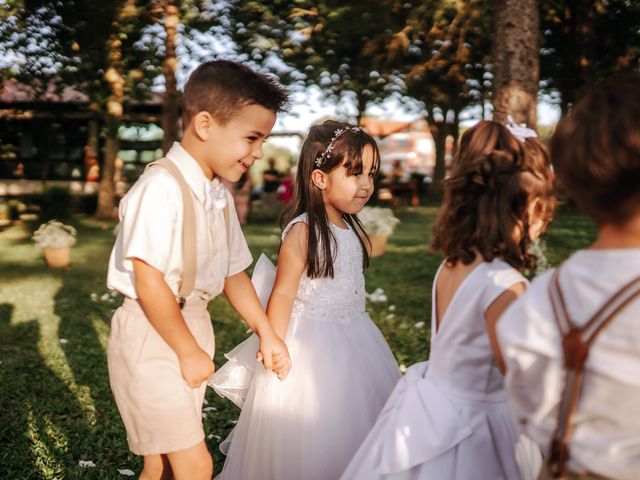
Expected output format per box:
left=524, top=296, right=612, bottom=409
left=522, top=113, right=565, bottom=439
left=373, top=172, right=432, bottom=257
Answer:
left=283, top=214, right=367, bottom=322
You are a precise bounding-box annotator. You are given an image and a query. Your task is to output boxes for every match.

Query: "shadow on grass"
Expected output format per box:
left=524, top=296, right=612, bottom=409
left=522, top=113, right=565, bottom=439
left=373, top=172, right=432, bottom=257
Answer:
left=0, top=303, right=88, bottom=478
left=54, top=263, right=141, bottom=477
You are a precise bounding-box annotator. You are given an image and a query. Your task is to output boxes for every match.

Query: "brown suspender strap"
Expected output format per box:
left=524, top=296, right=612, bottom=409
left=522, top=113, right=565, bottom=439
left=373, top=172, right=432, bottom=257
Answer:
left=145, top=158, right=233, bottom=305
left=547, top=269, right=640, bottom=478
left=145, top=158, right=197, bottom=306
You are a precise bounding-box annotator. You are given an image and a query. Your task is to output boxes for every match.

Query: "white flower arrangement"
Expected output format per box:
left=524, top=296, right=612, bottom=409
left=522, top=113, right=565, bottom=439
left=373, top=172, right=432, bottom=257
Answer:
left=358, top=206, right=400, bottom=237
left=32, top=220, right=77, bottom=249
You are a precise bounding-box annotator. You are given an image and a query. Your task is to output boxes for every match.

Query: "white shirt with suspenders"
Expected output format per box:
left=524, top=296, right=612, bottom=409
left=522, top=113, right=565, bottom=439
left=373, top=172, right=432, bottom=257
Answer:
left=105, top=142, right=253, bottom=455
left=498, top=249, right=640, bottom=480
left=107, top=142, right=252, bottom=302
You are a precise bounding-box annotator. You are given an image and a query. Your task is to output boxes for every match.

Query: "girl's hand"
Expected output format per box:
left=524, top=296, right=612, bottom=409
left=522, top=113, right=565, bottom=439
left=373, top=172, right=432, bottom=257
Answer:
left=178, top=348, right=215, bottom=388
left=271, top=351, right=292, bottom=381
left=257, top=329, right=291, bottom=380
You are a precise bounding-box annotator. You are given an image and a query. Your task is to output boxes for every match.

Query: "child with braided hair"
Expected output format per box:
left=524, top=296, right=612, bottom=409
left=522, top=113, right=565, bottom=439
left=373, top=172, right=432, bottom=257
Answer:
left=342, top=119, right=555, bottom=480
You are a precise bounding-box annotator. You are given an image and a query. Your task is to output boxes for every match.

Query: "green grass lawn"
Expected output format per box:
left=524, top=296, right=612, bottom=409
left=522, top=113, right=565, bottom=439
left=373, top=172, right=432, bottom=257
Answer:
left=0, top=205, right=596, bottom=479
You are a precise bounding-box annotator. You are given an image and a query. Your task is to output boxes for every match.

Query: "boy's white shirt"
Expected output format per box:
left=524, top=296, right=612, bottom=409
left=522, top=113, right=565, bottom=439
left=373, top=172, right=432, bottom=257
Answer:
left=497, top=248, right=640, bottom=480
left=107, top=141, right=252, bottom=300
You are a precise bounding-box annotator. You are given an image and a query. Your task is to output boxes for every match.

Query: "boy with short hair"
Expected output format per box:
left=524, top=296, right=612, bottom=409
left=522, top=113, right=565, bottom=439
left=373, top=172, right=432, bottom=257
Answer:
left=107, top=60, right=291, bottom=479
left=497, top=72, right=640, bottom=480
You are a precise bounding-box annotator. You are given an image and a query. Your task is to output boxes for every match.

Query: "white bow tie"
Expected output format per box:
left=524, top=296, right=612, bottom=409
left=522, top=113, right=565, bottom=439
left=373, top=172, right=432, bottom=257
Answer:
left=204, top=178, right=228, bottom=212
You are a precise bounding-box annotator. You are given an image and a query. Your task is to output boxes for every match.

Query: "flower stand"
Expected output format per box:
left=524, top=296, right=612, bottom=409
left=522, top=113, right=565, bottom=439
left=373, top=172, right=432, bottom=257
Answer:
left=44, top=246, right=71, bottom=268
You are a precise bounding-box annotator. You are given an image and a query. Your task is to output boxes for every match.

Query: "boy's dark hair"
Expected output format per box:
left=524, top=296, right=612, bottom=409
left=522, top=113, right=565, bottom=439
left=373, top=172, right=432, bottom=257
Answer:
left=181, top=60, right=288, bottom=127
left=432, top=120, right=555, bottom=272
left=550, top=71, right=640, bottom=225
left=282, top=120, right=381, bottom=279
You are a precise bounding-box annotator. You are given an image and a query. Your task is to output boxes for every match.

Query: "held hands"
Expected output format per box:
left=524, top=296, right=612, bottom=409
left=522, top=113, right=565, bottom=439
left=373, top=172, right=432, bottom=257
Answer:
left=256, top=329, right=291, bottom=381
left=179, top=347, right=215, bottom=389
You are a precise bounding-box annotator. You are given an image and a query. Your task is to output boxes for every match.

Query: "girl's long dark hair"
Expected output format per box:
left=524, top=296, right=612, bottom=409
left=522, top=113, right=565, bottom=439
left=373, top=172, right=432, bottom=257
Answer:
left=281, top=120, right=381, bottom=278
left=432, top=120, right=555, bottom=272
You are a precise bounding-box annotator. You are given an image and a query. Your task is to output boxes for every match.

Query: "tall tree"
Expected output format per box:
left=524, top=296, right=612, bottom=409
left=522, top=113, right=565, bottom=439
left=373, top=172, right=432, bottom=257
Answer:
left=150, top=0, right=181, bottom=154
left=540, top=0, right=640, bottom=113
left=371, top=0, right=492, bottom=192
left=492, top=0, right=539, bottom=126
left=219, top=1, right=407, bottom=122
left=1, top=0, right=161, bottom=218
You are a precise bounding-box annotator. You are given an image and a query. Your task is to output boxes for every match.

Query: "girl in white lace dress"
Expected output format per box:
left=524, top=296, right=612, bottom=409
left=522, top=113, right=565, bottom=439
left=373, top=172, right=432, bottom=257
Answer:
left=342, top=120, right=555, bottom=480
left=211, top=120, right=400, bottom=480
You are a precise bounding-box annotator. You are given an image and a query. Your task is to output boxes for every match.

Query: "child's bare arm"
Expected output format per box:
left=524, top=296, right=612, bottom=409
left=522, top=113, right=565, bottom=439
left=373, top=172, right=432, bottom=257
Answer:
left=224, top=271, right=291, bottom=378
left=485, top=282, right=527, bottom=374
left=267, top=222, right=307, bottom=341
left=132, top=258, right=214, bottom=388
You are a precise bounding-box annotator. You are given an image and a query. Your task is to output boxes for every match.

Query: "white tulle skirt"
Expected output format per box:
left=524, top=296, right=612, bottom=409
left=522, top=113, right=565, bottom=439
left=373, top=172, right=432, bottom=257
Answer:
left=341, top=362, right=541, bottom=480
left=211, top=309, right=400, bottom=480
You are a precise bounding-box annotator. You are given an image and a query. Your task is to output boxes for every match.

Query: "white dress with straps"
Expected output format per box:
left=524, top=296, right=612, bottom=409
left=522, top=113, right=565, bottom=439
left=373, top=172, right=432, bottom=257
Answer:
left=212, top=213, right=400, bottom=480
left=342, top=260, right=527, bottom=480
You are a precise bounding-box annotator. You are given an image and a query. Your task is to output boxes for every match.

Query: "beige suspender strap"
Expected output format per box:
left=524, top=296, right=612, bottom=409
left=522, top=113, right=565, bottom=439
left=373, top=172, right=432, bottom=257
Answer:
left=223, top=203, right=232, bottom=276
left=547, top=269, right=640, bottom=478
left=145, top=158, right=197, bottom=306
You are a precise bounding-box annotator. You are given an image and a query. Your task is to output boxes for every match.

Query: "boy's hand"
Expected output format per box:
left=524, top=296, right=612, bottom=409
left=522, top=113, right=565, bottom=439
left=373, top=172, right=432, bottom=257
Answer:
left=257, top=330, right=291, bottom=380
left=178, top=348, right=215, bottom=388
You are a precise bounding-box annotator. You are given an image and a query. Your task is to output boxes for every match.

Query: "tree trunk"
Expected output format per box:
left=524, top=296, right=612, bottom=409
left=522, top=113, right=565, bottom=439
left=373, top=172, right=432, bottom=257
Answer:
left=356, top=91, right=368, bottom=125
left=430, top=104, right=449, bottom=197
left=97, top=121, right=119, bottom=219
left=162, top=1, right=180, bottom=154
left=96, top=32, right=125, bottom=219
left=451, top=108, right=460, bottom=160
left=492, top=0, right=539, bottom=127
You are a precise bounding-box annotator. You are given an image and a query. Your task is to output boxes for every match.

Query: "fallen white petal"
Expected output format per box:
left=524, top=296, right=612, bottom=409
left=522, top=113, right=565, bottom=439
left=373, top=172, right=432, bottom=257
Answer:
left=59, top=338, right=69, bottom=344
left=118, top=468, right=135, bottom=476
left=386, top=314, right=395, bottom=320
left=414, top=321, right=425, bottom=329
left=203, top=406, right=217, bottom=412
left=100, top=293, right=110, bottom=301
left=203, top=398, right=209, bottom=405
left=389, top=305, right=396, bottom=311
left=399, top=364, right=407, bottom=373
left=79, top=460, right=96, bottom=468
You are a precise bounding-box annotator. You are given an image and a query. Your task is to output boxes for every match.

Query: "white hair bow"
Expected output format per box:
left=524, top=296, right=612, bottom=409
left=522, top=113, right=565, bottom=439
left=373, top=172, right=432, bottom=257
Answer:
left=205, top=178, right=227, bottom=212
left=505, top=116, right=537, bottom=143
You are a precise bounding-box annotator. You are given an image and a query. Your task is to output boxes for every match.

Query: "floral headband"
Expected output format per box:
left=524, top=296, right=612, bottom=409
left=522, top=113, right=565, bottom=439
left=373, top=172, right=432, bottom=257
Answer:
left=315, top=126, right=364, bottom=168
left=505, top=116, right=537, bottom=143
